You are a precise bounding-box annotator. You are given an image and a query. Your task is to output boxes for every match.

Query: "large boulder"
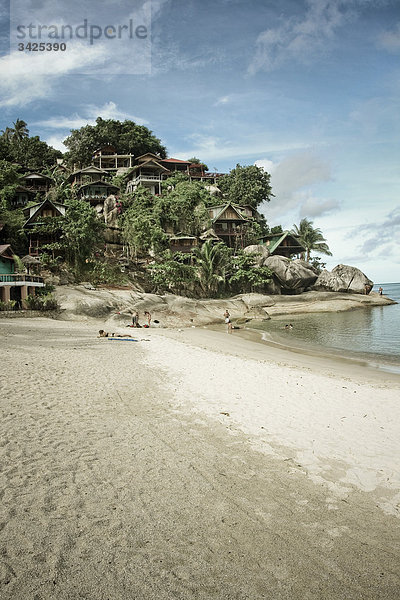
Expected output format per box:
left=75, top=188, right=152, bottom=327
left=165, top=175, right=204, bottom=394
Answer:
left=263, top=256, right=319, bottom=293
left=313, top=264, right=373, bottom=294
left=243, top=244, right=270, bottom=265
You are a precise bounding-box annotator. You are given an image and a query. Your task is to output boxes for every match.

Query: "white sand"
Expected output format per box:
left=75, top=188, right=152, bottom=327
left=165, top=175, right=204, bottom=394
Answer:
left=1, top=317, right=399, bottom=599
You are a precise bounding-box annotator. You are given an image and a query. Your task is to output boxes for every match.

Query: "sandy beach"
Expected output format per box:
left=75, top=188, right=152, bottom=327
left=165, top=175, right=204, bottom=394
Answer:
left=1, top=316, right=399, bottom=599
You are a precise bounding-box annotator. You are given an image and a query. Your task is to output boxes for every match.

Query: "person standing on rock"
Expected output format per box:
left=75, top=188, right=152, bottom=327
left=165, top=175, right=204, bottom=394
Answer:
left=144, top=311, right=151, bottom=327
left=132, top=310, right=140, bottom=327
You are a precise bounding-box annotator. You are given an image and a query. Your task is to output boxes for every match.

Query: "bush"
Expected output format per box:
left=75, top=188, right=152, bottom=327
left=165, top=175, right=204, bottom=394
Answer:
left=0, top=299, right=16, bottom=311
left=25, top=293, right=59, bottom=311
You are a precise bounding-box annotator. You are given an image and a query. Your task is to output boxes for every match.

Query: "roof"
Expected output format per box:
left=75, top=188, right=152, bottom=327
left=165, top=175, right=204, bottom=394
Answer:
left=22, top=172, right=53, bottom=181
left=78, top=180, right=119, bottom=190
left=69, top=165, right=109, bottom=179
left=23, top=199, right=66, bottom=227
left=199, top=229, right=221, bottom=241
left=129, top=159, right=170, bottom=172
left=210, top=202, right=249, bottom=223
left=0, top=244, right=14, bottom=259
left=170, top=232, right=197, bottom=241
left=136, top=152, right=162, bottom=161
left=262, top=231, right=306, bottom=254
left=162, top=158, right=191, bottom=164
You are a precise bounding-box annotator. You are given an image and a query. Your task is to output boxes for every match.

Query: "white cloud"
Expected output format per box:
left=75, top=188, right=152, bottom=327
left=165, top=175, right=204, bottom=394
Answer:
left=0, top=43, right=107, bottom=107
left=300, top=195, right=340, bottom=218
left=248, top=0, right=375, bottom=73
left=259, top=150, right=333, bottom=217
left=45, top=135, right=68, bottom=152
left=354, top=207, right=400, bottom=255
left=34, top=101, right=148, bottom=130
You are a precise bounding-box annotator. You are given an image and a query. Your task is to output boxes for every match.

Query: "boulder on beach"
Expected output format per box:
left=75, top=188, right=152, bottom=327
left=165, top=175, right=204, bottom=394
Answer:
left=313, top=264, right=373, bottom=294
left=263, top=256, right=319, bottom=293
left=243, top=244, right=270, bottom=264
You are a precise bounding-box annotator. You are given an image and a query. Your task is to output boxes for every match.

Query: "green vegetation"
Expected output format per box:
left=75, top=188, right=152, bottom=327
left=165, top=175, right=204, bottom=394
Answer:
left=63, top=117, right=166, bottom=167
left=291, top=218, right=332, bottom=262
left=25, top=293, right=59, bottom=311
left=218, top=164, right=273, bottom=208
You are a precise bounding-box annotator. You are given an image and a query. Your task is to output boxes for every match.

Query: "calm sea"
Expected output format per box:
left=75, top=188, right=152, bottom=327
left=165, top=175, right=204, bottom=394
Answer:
left=251, top=283, right=400, bottom=371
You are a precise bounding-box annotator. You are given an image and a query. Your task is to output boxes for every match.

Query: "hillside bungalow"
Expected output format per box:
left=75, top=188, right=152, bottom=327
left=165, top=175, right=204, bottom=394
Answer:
left=9, top=185, right=34, bottom=209
left=77, top=181, right=119, bottom=204
left=68, top=165, right=109, bottom=186
left=169, top=232, right=198, bottom=253
left=0, top=244, right=44, bottom=308
left=209, top=202, right=254, bottom=249
left=92, top=145, right=135, bottom=173
left=260, top=230, right=306, bottom=258
left=23, top=199, right=66, bottom=257
left=126, top=156, right=170, bottom=195
left=20, top=172, right=53, bottom=196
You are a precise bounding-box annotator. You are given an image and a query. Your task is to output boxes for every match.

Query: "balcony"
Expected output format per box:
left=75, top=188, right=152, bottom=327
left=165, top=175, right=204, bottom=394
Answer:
left=0, top=273, right=44, bottom=286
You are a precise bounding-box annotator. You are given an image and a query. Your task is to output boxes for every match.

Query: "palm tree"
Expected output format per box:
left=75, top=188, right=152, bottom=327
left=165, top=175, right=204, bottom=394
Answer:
left=193, top=240, right=230, bottom=297
left=1, top=127, right=14, bottom=141
left=11, top=119, right=29, bottom=142
left=292, top=217, right=332, bottom=262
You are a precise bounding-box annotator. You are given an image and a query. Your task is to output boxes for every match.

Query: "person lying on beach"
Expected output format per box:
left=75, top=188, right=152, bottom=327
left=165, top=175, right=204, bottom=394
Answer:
left=98, top=330, right=134, bottom=338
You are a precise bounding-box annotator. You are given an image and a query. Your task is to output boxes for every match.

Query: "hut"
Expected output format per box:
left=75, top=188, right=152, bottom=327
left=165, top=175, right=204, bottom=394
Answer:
left=0, top=245, right=44, bottom=308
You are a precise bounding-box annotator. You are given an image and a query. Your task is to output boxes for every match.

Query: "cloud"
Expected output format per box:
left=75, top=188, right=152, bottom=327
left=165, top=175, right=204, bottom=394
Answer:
left=248, top=0, right=377, bottom=73
left=378, top=22, right=400, bottom=52
left=255, top=150, right=340, bottom=221
left=352, top=206, right=400, bottom=255
left=44, top=135, right=68, bottom=152
left=0, top=43, right=107, bottom=107
left=34, top=102, right=148, bottom=130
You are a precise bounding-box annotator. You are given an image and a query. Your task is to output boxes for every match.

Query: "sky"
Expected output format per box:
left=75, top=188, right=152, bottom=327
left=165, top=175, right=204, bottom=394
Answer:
left=0, top=0, right=399, bottom=283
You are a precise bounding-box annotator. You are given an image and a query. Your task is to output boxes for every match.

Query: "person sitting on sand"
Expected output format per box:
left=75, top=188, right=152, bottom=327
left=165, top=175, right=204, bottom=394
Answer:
left=144, top=311, right=151, bottom=328
left=98, top=330, right=134, bottom=338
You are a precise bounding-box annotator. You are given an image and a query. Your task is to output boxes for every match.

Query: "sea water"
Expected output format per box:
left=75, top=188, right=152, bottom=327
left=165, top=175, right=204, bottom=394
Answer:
left=251, top=283, right=400, bottom=371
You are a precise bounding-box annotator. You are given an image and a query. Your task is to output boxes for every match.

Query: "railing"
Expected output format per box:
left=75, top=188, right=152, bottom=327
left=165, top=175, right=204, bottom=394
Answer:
left=0, top=274, right=44, bottom=284
left=134, top=175, right=163, bottom=182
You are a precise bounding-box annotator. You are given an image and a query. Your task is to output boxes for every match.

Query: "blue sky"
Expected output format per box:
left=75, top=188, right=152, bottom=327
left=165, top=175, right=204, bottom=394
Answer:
left=1, top=0, right=399, bottom=283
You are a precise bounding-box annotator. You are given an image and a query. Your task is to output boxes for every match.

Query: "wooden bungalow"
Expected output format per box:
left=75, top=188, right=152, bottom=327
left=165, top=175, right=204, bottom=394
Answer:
left=68, top=165, right=109, bottom=186
left=0, top=244, right=44, bottom=308
left=77, top=181, right=119, bottom=204
left=23, top=199, right=66, bottom=256
left=169, top=232, right=198, bottom=253
left=126, top=157, right=170, bottom=195
left=208, top=202, right=252, bottom=249
left=9, top=185, right=34, bottom=209
left=260, top=231, right=306, bottom=258
left=20, top=172, right=53, bottom=196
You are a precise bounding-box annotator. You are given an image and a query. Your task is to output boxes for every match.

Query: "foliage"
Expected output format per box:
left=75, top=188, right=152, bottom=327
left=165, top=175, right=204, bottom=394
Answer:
left=63, top=117, right=167, bottom=167
left=0, top=300, right=16, bottom=311
left=25, top=293, right=59, bottom=311
left=0, top=123, right=62, bottom=169
left=85, top=260, right=129, bottom=286
left=120, top=189, right=168, bottom=258
left=188, top=157, right=209, bottom=171
left=271, top=224, right=283, bottom=234
left=62, top=197, right=105, bottom=271
left=156, top=180, right=211, bottom=235
left=148, top=251, right=197, bottom=295
left=291, top=218, right=332, bottom=262
left=192, top=241, right=232, bottom=297
left=229, top=251, right=273, bottom=293
left=0, top=161, right=26, bottom=251
left=217, top=164, right=274, bottom=208
left=310, top=256, right=327, bottom=273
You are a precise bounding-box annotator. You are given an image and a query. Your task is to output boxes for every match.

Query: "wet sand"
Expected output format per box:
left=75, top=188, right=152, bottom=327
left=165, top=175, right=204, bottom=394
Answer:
left=1, top=318, right=399, bottom=599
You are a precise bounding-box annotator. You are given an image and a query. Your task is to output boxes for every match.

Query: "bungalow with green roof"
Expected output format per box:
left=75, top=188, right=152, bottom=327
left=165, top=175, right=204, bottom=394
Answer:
left=260, top=231, right=306, bottom=258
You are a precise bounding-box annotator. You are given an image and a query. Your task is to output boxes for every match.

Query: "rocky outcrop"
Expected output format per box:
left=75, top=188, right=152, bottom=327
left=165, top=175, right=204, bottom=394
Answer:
left=263, top=256, right=319, bottom=293
left=243, top=245, right=270, bottom=264
left=313, top=264, right=373, bottom=294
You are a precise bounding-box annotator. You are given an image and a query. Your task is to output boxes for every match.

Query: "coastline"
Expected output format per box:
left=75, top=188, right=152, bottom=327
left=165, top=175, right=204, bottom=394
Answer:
left=1, top=316, right=400, bottom=598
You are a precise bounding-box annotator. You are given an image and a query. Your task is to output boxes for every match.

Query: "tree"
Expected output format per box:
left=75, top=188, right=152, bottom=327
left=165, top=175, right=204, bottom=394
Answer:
left=10, top=136, right=63, bottom=170
left=11, top=119, right=29, bottom=142
left=63, top=117, right=167, bottom=167
left=155, top=180, right=211, bottom=235
left=1, top=127, right=14, bottom=142
left=188, top=157, right=208, bottom=171
left=291, top=218, right=332, bottom=262
left=193, top=241, right=232, bottom=297
left=217, top=164, right=274, bottom=208
left=228, top=251, right=273, bottom=294
left=61, top=197, right=105, bottom=271
left=148, top=251, right=197, bottom=295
